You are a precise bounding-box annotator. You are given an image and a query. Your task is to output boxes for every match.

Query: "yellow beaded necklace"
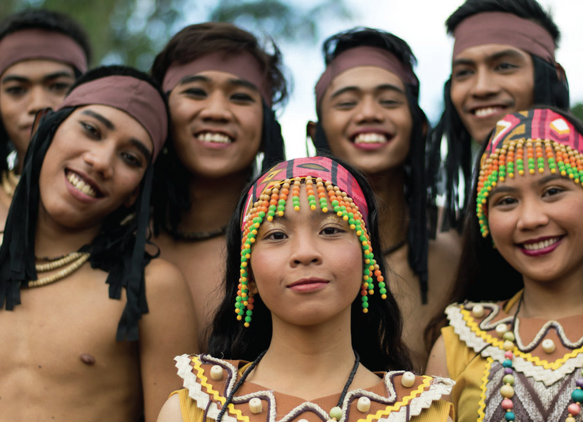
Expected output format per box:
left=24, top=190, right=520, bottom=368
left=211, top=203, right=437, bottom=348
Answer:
left=29, top=252, right=90, bottom=288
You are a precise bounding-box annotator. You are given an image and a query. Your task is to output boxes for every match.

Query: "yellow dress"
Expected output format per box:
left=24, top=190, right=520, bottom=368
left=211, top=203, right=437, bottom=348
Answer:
left=443, top=292, right=583, bottom=422
left=171, top=354, right=454, bottom=422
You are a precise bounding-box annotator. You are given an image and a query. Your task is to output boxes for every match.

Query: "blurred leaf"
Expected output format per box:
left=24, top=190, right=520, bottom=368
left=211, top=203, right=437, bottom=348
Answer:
left=571, top=103, right=583, bottom=122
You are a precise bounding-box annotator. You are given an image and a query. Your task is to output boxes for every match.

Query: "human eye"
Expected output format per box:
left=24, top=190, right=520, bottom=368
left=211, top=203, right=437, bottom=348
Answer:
left=80, top=121, right=101, bottom=139
left=263, top=230, right=288, bottom=241
left=182, top=87, right=207, bottom=98
left=542, top=186, right=565, bottom=198
left=491, top=195, right=517, bottom=207
left=495, top=62, right=518, bottom=72
left=4, top=85, right=26, bottom=96
left=231, top=92, right=255, bottom=103
left=320, top=224, right=346, bottom=236
left=452, top=67, right=473, bottom=80
left=121, top=152, right=143, bottom=168
left=49, top=81, right=72, bottom=93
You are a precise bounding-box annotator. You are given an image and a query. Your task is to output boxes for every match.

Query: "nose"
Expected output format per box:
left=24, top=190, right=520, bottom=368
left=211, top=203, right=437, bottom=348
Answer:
left=470, top=68, right=501, bottom=98
left=516, top=200, right=549, bottom=231
left=289, top=230, right=323, bottom=267
left=198, top=92, right=233, bottom=123
left=354, top=96, right=384, bottom=124
left=27, top=86, right=53, bottom=116
left=83, top=143, right=115, bottom=180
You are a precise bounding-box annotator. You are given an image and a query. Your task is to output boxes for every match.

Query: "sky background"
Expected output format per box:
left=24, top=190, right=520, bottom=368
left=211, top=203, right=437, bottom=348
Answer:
left=276, top=0, right=583, bottom=158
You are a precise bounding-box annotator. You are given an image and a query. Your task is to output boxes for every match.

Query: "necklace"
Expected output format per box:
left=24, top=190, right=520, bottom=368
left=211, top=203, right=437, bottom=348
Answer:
left=28, top=252, right=90, bottom=288
left=382, top=239, right=406, bottom=256
left=166, top=224, right=228, bottom=241
left=497, top=294, right=583, bottom=422
left=215, top=351, right=361, bottom=422
left=1, top=169, right=19, bottom=198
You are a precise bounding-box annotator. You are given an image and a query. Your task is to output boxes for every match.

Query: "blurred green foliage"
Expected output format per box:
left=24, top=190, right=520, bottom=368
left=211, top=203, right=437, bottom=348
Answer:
left=572, top=103, right=583, bottom=122
left=0, top=0, right=350, bottom=70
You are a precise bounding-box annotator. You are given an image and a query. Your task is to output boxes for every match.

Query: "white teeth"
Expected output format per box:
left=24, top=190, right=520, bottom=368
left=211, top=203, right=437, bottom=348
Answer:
left=198, top=132, right=232, bottom=144
left=474, top=107, right=503, bottom=117
left=523, top=237, right=560, bottom=251
left=354, top=133, right=388, bottom=144
left=67, top=171, right=97, bottom=198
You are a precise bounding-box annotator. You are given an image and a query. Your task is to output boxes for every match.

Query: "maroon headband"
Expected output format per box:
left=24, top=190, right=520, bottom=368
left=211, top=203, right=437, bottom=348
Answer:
left=0, top=29, right=87, bottom=77
left=315, top=46, right=418, bottom=110
left=453, top=12, right=555, bottom=64
left=58, top=76, right=167, bottom=161
left=162, top=51, right=271, bottom=106
left=242, top=156, right=369, bottom=230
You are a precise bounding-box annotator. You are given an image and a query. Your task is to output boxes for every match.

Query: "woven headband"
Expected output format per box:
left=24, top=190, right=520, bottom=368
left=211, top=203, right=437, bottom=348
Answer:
left=162, top=51, right=271, bottom=106
left=58, top=75, right=167, bottom=161
left=453, top=12, right=555, bottom=64
left=477, top=108, right=583, bottom=237
left=315, top=46, right=418, bottom=110
left=0, top=29, right=87, bottom=77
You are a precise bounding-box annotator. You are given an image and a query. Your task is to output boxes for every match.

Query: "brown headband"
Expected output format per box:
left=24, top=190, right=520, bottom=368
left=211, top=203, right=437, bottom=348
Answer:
left=162, top=51, right=271, bottom=106
left=58, top=76, right=167, bottom=161
left=315, top=46, right=418, bottom=110
left=453, top=12, right=555, bottom=64
left=0, top=29, right=87, bottom=77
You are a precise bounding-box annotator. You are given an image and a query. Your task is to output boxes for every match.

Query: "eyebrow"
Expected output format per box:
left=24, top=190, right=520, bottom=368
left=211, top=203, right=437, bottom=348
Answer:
left=179, top=74, right=259, bottom=92
left=82, top=109, right=115, bottom=130
left=130, top=138, right=152, bottom=163
left=452, top=49, right=526, bottom=67
left=330, top=83, right=404, bottom=99
left=1, top=71, right=75, bottom=85
left=489, top=174, right=566, bottom=196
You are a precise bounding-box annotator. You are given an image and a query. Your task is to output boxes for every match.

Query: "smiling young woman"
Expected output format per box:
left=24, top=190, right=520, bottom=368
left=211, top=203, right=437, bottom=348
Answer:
left=157, top=156, right=454, bottom=422
left=426, top=108, right=583, bottom=422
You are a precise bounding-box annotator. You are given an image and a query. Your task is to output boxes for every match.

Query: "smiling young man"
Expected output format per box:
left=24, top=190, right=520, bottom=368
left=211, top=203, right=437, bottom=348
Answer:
left=427, top=0, right=569, bottom=233
left=150, top=22, right=288, bottom=346
left=308, top=28, right=461, bottom=371
left=0, top=66, right=197, bottom=422
left=0, top=9, right=91, bottom=227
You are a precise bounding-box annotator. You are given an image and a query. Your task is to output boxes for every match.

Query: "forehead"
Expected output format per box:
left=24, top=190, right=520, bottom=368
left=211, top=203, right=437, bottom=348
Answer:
left=327, top=66, right=405, bottom=93
left=453, top=43, right=531, bottom=63
left=1, top=59, right=75, bottom=80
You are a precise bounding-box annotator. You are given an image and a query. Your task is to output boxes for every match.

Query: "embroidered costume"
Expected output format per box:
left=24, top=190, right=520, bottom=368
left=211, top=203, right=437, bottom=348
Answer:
left=171, top=354, right=454, bottom=422
left=444, top=292, right=583, bottom=422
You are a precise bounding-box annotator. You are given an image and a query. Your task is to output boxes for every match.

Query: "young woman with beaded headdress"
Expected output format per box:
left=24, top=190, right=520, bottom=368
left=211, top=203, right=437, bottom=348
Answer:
left=158, top=156, right=454, bottom=422
left=150, top=23, right=289, bottom=346
left=426, top=107, right=583, bottom=422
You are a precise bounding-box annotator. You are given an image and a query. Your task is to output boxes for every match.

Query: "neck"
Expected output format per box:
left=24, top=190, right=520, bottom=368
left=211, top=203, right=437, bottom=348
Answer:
left=176, top=169, right=252, bottom=233
left=35, top=206, right=101, bottom=258
left=520, top=273, right=583, bottom=320
left=369, top=168, right=408, bottom=250
left=251, top=312, right=356, bottom=384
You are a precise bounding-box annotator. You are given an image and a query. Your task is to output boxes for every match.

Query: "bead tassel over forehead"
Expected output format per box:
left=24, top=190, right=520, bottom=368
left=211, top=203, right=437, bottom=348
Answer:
left=235, top=176, right=386, bottom=327
left=477, top=109, right=583, bottom=238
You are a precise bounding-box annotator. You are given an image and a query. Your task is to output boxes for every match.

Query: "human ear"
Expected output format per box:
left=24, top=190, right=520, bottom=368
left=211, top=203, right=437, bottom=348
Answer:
left=306, top=121, right=317, bottom=142
left=555, top=62, right=567, bottom=83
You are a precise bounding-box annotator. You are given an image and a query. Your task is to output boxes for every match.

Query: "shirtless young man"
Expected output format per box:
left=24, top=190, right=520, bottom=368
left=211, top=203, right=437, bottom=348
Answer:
left=308, top=28, right=461, bottom=371
left=150, top=22, right=288, bottom=345
left=0, top=9, right=90, bottom=226
left=426, top=0, right=569, bottom=232
left=0, top=66, right=197, bottom=422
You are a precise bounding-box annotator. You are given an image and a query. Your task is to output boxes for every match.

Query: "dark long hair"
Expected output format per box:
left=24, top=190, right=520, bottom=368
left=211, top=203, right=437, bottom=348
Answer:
left=426, top=56, right=570, bottom=235
left=424, top=106, right=583, bottom=350
left=207, top=156, right=413, bottom=372
left=312, top=28, right=430, bottom=304
left=150, top=22, right=288, bottom=235
left=0, top=65, right=167, bottom=342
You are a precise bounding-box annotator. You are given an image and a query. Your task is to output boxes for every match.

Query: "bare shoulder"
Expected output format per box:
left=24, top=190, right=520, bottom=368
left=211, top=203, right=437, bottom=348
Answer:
left=157, top=394, right=183, bottom=422
left=144, top=258, right=190, bottom=297
left=425, top=335, right=449, bottom=378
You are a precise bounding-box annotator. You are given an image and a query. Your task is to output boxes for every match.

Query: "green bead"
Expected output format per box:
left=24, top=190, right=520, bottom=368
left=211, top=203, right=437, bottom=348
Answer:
left=572, top=389, right=583, bottom=403
left=278, top=199, right=286, bottom=205
left=245, top=316, right=252, bottom=322
left=503, top=332, right=515, bottom=342
left=362, top=302, right=369, bottom=308
left=246, top=310, right=253, bottom=316
left=361, top=296, right=368, bottom=302
left=503, top=374, right=515, bottom=385
left=329, top=407, right=343, bottom=420
left=380, top=288, right=387, bottom=294
left=379, top=282, right=386, bottom=288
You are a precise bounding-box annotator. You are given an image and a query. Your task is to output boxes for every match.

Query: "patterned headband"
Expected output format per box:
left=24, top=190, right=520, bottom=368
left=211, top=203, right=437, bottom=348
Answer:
left=236, top=157, right=385, bottom=326
left=477, top=108, right=583, bottom=237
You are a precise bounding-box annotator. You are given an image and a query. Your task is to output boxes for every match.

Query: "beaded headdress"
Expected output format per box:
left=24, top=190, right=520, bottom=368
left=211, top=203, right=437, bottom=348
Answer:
left=477, top=108, right=583, bottom=237
left=236, top=157, right=386, bottom=326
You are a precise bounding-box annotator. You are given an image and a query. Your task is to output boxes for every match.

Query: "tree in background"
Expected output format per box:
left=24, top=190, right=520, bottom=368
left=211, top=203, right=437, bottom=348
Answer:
left=1, top=0, right=350, bottom=70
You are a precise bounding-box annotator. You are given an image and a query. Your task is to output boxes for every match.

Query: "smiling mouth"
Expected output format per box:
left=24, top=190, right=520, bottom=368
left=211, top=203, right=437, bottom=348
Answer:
left=196, top=132, right=233, bottom=144
left=472, top=106, right=506, bottom=118
left=353, top=133, right=390, bottom=144
left=521, top=236, right=562, bottom=251
left=66, top=170, right=100, bottom=198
